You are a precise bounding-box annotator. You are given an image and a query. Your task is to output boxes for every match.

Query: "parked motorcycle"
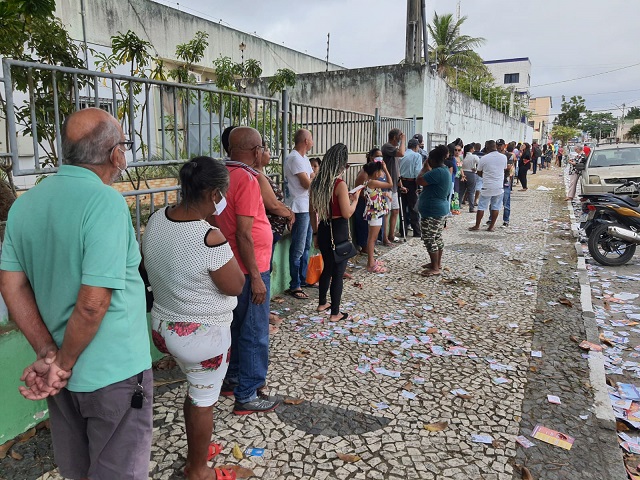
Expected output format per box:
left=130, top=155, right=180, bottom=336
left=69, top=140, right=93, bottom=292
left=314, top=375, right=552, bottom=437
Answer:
left=579, top=181, right=640, bottom=266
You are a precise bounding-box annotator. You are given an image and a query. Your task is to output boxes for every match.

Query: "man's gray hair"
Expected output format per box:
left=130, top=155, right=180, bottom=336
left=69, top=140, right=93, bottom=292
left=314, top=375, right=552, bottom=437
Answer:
left=61, top=118, right=121, bottom=166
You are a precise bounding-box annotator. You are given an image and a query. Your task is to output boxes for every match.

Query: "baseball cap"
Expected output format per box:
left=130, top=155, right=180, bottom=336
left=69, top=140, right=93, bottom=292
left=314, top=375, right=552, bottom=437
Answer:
left=496, top=139, right=506, bottom=146
left=408, top=138, right=419, bottom=149
left=413, top=134, right=424, bottom=143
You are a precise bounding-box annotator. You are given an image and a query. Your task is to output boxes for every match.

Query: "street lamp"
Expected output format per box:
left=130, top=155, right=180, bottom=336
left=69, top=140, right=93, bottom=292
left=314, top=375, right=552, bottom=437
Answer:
left=239, top=42, right=246, bottom=64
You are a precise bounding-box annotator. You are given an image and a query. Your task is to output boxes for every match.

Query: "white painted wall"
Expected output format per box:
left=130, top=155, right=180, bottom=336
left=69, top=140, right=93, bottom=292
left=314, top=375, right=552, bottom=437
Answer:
left=483, top=58, right=531, bottom=94
left=54, top=0, right=343, bottom=77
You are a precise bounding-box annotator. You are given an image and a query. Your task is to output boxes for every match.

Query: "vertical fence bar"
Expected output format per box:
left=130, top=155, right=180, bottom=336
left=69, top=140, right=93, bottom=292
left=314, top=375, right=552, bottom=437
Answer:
left=185, top=88, right=191, bottom=159
left=197, top=89, right=202, bottom=156
left=281, top=89, right=289, bottom=162
left=26, top=69, right=40, bottom=170
left=173, top=86, right=179, bottom=161
left=3, top=60, right=20, bottom=176
left=218, top=93, right=224, bottom=156
left=208, top=91, right=213, bottom=156
left=73, top=74, right=80, bottom=110
left=160, top=86, right=166, bottom=160
left=145, top=82, right=151, bottom=161
left=135, top=195, right=142, bottom=244
left=128, top=81, right=136, bottom=163
left=51, top=71, right=62, bottom=166
left=94, top=75, right=99, bottom=106
left=111, top=78, right=117, bottom=118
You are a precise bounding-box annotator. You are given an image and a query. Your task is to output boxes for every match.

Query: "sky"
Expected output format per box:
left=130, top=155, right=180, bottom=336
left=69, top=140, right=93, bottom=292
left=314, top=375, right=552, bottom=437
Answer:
left=152, top=0, right=640, bottom=119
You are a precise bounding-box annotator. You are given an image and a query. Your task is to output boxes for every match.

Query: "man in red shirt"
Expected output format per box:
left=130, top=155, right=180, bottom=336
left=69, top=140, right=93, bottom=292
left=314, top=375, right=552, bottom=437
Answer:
left=583, top=144, right=591, bottom=158
left=215, top=126, right=280, bottom=415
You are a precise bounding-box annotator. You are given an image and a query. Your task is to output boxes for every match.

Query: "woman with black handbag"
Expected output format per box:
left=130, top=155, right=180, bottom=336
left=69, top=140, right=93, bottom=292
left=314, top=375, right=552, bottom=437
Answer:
left=310, top=143, right=362, bottom=321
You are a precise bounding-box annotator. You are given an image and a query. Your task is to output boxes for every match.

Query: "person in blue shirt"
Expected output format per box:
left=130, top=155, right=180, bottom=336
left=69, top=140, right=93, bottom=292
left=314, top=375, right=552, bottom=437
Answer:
left=398, top=138, right=424, bottom=237
left=417, top=145, right=452, bottom=276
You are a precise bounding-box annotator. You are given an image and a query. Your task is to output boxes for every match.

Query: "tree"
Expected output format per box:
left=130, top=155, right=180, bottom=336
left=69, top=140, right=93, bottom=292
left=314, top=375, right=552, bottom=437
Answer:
left=625, top=106, right=640, bottom=120
left=427, top=12, right=486, bottom=78
left=580, top=112, right=617, bottom=140
left=551, top=125, right=581, bottom=145
left=625, top=124, right=640, bottom=142
left=555, top=95, right=588, bottom=129
left=268, top=68, right=296, bottom=96
left=0, top=0, right=85, bottom=213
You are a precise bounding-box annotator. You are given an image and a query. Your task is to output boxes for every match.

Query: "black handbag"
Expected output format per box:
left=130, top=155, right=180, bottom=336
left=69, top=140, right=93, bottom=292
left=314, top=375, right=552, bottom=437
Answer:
left=329, top=219, right=357, bottom=262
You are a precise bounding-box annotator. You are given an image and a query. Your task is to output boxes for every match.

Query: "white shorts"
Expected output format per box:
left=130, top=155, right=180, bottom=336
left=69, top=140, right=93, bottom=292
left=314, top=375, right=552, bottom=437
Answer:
left=368, top=217, right=383, bottom=226
left=477, top=193, right=504, bottom=212
left=390, top=192, right=400, bottom=210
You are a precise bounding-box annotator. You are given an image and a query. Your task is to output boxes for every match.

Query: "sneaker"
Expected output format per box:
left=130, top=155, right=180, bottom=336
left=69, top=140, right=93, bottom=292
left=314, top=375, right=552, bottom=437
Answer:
left=503, top=222, right=509, bottom=227
left=220, top=379, right=237, bottom=397
left=233, top=393, right=281, bottom=415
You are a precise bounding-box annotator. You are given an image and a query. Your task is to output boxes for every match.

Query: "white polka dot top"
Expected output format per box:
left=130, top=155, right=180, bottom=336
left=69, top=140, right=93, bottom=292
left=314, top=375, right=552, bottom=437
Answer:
left=142, top=207, right=237, bottom=326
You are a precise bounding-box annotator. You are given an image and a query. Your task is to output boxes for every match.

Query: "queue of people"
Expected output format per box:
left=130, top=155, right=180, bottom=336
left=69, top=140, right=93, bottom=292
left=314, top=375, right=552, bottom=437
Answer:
left=0, top=107, right=541, bottom=479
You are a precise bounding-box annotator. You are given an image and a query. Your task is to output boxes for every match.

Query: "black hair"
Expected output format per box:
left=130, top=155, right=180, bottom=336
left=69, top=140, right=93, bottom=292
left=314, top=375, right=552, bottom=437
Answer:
left=447, top=143, right=455, bottom=158
left=309, top=157, right=321, bottom=165
left=388, top=128, right=401, bottom=141
left=366, top=147, right=381, bottom=162
left=363, top=161, right=383, bottom=176
left=474, top=142, right=482, bottom=151
left=221, top=126, right=237, bottom=156
left=507, top=144, right=515, bottom=153
left=179, top=156, right=229, bottom=207
left=463, top=144, right=474, bottom=156
left=428, top=145, right=448, bottom=165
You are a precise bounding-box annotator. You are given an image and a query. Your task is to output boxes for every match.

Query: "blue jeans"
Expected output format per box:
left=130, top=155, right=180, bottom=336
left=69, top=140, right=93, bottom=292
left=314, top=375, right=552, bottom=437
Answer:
left=226, top=272, right=271, bottom=403
left=289, top=212, right=312, bottom=290
left=503, top=184, right=511, bottom=223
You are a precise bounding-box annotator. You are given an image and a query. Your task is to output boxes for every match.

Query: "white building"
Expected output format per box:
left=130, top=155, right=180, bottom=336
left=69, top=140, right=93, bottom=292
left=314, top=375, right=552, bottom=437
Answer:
left=483, top=57, right=531, bottom=96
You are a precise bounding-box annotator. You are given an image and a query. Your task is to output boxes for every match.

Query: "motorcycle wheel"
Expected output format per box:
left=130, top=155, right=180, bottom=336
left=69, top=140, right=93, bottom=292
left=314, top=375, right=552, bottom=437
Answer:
left=587, top=223, right=637, bottom=266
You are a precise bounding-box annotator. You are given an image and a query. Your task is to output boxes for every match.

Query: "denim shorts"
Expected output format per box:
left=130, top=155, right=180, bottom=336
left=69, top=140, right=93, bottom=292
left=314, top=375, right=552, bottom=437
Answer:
left=477, top=193, right=504, bottom=211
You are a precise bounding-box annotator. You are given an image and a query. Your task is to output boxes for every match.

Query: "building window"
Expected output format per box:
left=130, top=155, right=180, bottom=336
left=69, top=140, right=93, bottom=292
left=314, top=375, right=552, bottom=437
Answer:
left=504, top=73, right=520, bottom=84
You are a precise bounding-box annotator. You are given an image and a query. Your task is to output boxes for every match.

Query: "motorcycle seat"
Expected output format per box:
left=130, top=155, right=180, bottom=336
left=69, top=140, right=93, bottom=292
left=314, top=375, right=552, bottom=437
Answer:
left=619, top=195, right=640, bottom=207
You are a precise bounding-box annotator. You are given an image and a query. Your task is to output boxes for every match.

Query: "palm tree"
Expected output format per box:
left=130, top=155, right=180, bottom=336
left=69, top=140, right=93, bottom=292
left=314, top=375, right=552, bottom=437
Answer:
left=428, top=13, right=486, bottom=78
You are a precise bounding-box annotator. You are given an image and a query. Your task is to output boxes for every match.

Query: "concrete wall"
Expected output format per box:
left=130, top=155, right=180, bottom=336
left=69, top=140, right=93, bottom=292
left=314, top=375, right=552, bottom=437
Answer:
left=484, top=58, right=531, bottom=95
left=54, top=0, right=343, bottom=77
left=254, top=64, right=532, bottom=145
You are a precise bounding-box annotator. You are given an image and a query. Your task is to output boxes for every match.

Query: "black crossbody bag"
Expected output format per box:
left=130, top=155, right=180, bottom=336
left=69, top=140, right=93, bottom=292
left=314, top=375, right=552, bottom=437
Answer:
left=329, top=219, right=357, bottom=262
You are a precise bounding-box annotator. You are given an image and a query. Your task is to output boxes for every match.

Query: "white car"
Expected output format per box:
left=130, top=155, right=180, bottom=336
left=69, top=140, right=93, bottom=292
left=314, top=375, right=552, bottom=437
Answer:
left=580, top=143, right=640, bottom=197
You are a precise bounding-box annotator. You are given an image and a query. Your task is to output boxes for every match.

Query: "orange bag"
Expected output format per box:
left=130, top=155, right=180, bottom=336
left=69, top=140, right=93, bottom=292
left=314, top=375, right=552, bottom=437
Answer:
left=305, top=254, right=323, bottom=285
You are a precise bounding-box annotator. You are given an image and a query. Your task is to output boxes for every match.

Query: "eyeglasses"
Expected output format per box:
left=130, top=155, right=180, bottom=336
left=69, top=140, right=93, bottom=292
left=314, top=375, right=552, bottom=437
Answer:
left=110, top=140, right=134, bottom=153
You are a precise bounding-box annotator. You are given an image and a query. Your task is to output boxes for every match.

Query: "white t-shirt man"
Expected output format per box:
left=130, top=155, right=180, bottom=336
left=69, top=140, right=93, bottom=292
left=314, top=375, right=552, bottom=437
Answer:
left=284, top=150, right=312, bottom=213
left=477, top=151, right=507, bottom=197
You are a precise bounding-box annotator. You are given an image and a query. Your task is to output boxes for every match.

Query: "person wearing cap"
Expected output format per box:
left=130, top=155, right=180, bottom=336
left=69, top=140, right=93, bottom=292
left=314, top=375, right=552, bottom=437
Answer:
left=398, top=138, right=423, bottom=237
left=413, top=134, right=428, bottom=162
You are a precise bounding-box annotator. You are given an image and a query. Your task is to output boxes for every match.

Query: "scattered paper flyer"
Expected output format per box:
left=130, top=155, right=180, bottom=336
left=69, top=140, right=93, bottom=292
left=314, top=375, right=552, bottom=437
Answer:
left=515, top=435, right=535, bottom=448
left=492, top=377, right=510, bottom=385
left=245, top=448, right=265, bottom=457
left=579, top=340, right=603, bottom=352
left=531, top=425, right=575, bottom=450
left=470, top=434, right=493, bottom=444
left=547, top=395, right=562, bottom=405
left=531, top=350, right=542, bottom=358
left=401, top=390, right=417, bottom=400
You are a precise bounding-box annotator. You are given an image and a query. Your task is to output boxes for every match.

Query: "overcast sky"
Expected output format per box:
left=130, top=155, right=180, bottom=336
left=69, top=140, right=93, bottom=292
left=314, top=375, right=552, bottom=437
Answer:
left=152, top=0, right=640, bottom=118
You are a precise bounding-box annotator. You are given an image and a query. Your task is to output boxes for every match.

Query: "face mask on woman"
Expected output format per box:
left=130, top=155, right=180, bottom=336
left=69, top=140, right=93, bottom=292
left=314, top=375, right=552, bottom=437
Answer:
left=213, top=193, right=227, bottom=216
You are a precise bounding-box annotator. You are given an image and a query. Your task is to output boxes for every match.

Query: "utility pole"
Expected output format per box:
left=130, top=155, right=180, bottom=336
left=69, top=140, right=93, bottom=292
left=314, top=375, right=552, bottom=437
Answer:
left=326, top=33, right=330, bottom=71
left=405, top=0, right=423, bottom=64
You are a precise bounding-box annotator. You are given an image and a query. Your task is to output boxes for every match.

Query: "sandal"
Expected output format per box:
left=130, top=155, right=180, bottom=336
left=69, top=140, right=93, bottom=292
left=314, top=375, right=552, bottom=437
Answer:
left=420, top=269, right=441, bottom=277
left=329, top=312, right=349, bottom=321
left=367, top=264, right=388, bottom=273
left=184, top=463, right=235, bottom=479
left=207, top=442, right=222, bottom=461
left=317, top=304, right=331, bottom=313
left=286, top=289, right=308, bottom=300
left=269, top=313, right=282, bottom=326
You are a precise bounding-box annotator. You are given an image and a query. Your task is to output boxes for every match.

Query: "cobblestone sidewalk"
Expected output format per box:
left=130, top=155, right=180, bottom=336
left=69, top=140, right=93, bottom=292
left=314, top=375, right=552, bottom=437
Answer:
left=16, top=168, right=625, bottom=480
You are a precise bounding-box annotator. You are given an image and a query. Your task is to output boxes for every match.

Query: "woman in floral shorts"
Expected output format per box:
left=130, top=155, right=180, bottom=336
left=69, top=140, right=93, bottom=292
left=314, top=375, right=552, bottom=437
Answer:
left=142, top=157, right=245, bottom=480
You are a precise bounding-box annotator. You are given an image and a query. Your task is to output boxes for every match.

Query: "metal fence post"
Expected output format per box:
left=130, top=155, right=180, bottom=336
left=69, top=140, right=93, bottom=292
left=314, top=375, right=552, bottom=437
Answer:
left=412, top=115, right=417, bottom=137
left=374, top=107, right=380, bottom=147
left=2, top=60, right=19, bottom=176
left=281, top=89, right=289, bottom=163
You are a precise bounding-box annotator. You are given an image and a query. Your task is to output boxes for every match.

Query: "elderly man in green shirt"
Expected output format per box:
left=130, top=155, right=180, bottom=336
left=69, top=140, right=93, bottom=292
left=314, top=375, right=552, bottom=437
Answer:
left=0, top=108, right=152, bottom=479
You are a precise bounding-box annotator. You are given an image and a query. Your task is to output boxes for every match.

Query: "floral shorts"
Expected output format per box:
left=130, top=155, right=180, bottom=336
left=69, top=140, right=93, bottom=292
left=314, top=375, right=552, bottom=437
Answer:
left=152, top=318, right=231, bottom=407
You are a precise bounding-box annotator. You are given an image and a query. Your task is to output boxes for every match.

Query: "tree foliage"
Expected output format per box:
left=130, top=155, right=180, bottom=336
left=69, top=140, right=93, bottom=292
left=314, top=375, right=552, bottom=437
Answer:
left=555, top=95, right=588, bottom=129
left=625, top=124, right=640, bottom=142
left=580, top=112, right=617, bottom=139
left=551, top=125, right=580, bottom=145
left=268, top=68, right=297, bottom=96
left=427, top=12, right=486, bottom=78
left=625, top=106, right=640, bottom=120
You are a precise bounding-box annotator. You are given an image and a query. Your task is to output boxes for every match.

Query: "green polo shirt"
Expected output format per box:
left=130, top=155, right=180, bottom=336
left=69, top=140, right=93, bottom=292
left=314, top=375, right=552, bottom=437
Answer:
left=1, top=165, right=151, bottom=392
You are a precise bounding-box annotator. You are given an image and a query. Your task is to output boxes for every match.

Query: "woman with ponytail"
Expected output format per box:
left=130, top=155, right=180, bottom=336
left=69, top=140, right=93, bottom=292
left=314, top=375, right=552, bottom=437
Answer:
left=310, top=143, right=362, bottom=321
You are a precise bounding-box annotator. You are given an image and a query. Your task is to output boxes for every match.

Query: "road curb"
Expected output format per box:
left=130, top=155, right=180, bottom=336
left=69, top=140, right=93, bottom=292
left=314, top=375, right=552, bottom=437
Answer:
left=566, top=200, right=616, bottom=429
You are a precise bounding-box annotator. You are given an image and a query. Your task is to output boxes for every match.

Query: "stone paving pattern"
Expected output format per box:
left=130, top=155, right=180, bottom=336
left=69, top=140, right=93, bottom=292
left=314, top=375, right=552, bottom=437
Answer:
left=2, top=168, right=627, bottom=480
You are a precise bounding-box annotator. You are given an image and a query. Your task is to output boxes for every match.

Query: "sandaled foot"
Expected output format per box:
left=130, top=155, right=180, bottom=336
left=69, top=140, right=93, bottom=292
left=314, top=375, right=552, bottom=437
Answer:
left=269, top=324, right=279, bottom=335
left=420, top=269, right=441, bottom=276
left=329, top=312, right=349, bottom=322
left=367, top=263, right=388, bottom=273
left=269, top=313, right=282, bottom=326
left=468, top=226, right=480, bottom=231
left=343, top=272, right=353, bottom=279
left=286, top=289, right=308, bottom=300
left=421, top=263, right=433, bottom=269
left=184, top=464, right=235, bottom=480
left=317, top=303, right=331, bottom=313
left=486, top=227, right=495, bottom=232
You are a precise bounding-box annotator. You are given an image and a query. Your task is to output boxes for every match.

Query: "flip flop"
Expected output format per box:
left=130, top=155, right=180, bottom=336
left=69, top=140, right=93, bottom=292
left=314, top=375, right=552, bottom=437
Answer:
left=420, top=269, right=441, bottom=277
left=286, top=289, right=308, bottom=300
left=317, top=304, right=331, bottom=313
left=269, top=313, right=283, bottom=326
left=330, top=312, right=349, bottom=321
left=367, top=264, right=388, bottom=273
left=468, top=226, right=480, bottom=231
left=207, top=442, right=222, bottom=461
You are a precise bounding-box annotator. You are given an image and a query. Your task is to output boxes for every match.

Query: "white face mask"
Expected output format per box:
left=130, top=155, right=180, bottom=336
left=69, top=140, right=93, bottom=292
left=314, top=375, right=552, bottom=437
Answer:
left=115, top=147, right=128, bottom=176
left=213, top=193, right=227, bottom=216
left=374, top=156, right=383, bottom=162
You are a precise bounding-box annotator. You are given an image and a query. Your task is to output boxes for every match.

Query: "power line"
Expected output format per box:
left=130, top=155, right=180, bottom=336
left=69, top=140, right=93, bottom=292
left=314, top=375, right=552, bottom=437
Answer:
left=530, top=61, right=640, bottom=88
